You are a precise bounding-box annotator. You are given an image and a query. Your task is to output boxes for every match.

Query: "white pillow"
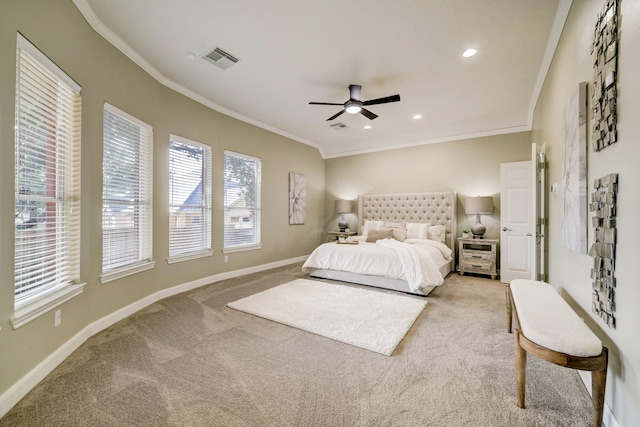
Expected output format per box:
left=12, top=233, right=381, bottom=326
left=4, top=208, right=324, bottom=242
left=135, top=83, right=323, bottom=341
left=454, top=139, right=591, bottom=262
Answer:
left=428, top=225, right=446, bottom=243
left=362, top=220, right=384, bottom=236
left=383, top=221, right=406, bottom=229
left=406, top=222, right=430, bottom=239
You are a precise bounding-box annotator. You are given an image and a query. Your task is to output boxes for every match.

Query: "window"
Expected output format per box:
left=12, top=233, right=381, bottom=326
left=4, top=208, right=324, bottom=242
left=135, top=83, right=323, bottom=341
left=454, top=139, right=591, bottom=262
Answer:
left=13, top=34, right=84, bottom=328
left=101, top=103, right=154, bottom=282
left=168, top=135, right=212, bottom=262
left=223, top=151, right=261, bottom=252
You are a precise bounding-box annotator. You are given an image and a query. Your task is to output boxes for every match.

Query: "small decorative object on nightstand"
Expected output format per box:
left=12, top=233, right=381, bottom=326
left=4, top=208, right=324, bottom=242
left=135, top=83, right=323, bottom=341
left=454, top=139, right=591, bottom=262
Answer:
left=327, top=231, right=356, bottom=241
left=458, top=237, right=498, bottom=279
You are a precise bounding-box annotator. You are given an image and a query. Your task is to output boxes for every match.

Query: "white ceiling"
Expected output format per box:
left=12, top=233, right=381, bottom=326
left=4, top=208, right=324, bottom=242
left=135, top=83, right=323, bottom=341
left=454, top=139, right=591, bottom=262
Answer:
left=74, top=0, right=570, bottom=158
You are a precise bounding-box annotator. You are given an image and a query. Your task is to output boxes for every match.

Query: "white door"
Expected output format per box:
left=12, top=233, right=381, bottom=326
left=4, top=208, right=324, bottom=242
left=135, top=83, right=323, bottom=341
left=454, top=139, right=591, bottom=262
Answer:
left=500, top=160, right=535, bottom=283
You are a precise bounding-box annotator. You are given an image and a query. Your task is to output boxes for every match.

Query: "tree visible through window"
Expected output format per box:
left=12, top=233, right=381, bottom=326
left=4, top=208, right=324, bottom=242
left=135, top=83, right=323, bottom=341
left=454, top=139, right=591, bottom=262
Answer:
left=102, top=103, right=153, bottom=278
left=169, top=135, right=212, bottom=259
left=223, top=151, right=261, bottom=250
left=14, top=34, right=82, bottom=305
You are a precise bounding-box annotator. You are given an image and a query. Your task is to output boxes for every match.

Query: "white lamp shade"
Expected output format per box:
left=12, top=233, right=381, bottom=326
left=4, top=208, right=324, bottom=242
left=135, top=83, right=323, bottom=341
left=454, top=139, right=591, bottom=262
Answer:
left=465, top=196, right=494, bottom=214
left=335, top=199, right=353, bottom=214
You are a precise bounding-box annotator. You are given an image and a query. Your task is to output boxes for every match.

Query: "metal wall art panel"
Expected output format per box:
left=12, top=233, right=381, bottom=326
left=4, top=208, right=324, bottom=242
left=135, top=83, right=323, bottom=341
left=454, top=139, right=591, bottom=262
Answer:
left=589, top=173, right=618, bottom=328
left=591, top=0, right=619, bottom=152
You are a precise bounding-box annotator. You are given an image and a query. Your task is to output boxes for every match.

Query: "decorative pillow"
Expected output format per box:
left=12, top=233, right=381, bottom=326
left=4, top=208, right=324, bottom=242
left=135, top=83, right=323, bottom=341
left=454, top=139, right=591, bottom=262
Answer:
left=383, top=221, right=406, bottom=229
left=362, top=220, right=384, bottom=237
left=392, top=227, right=407, bottom=242
left=406, top=222, right=430, bottom=239
left=366, top=228, right=394, bottom=242
left=428, top=224, right=446, bottom=243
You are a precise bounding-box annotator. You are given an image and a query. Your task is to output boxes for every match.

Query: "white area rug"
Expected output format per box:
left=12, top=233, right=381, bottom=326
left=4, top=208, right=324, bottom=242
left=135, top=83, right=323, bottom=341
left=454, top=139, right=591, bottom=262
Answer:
left=227, top=278, right=427, bottom=356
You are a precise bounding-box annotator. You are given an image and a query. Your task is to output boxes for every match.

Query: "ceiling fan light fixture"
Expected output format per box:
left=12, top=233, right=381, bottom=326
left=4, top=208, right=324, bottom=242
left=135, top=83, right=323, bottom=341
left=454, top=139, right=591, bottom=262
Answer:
left=345, top=101, right=362, bottom=114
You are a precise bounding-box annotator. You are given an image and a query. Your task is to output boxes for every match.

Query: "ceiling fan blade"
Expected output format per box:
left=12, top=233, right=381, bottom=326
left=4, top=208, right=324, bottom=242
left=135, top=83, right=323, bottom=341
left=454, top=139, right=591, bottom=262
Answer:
left=326, top=110, right=346, bottom=121
left=348, top=84, right=362, bottom=100
left=360, top=108, right=378, bottom=120
left=362, top=94, right=401, bottom=106
left=309, top=102, right=344, bottom=106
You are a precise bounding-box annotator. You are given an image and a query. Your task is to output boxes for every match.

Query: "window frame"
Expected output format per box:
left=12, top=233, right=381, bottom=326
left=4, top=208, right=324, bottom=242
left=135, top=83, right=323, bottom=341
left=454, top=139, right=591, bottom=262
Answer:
left=223, top=150, right=262, bottom=253
left=167, top=134, right=213, bottom=264
left=100, top=103, right=155, bottom=283
left=12, top=34, right=85, bottom=329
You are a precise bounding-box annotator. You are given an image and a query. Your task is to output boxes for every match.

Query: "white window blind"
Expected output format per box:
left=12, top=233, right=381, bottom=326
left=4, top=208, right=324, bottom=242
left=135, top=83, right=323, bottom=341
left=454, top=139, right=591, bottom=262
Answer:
left=223, top=150, right=261, bottom=251
left=102, top=103, right=153, bottom=278
left=168, top=135, right=212, bottom=260
left=14, top=34, right=82, bottom=304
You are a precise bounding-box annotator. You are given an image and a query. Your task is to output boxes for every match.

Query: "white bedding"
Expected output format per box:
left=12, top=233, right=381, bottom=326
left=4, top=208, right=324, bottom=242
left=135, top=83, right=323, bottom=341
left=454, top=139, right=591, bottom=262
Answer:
left=302, top=238, right=452, bottom=293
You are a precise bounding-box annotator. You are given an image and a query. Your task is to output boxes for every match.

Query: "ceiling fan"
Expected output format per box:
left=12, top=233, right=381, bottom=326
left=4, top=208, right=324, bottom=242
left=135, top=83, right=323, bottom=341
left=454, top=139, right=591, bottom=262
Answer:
left=309, top=84, right=401, bottom=121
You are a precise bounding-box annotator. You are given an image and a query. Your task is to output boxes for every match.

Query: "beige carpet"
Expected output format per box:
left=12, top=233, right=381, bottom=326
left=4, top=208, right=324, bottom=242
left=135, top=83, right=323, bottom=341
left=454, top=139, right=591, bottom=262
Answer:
left=0, top=264, right=593, bottom=426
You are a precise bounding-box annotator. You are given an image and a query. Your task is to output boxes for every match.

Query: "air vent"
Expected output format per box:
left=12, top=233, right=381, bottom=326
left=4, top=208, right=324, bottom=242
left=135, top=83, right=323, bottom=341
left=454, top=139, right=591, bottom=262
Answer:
left=202, top=46, right=240, bottom=70
left=330, top=123, right=347, bottom=130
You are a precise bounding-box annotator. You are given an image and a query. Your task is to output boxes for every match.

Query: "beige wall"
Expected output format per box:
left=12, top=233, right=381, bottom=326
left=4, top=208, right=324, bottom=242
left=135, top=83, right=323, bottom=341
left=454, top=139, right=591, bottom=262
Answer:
left=0, top=0, right=324, bottom=401
left=324, top=133, right=532, bottom=240
left=531, top=0, right=640, bottom=425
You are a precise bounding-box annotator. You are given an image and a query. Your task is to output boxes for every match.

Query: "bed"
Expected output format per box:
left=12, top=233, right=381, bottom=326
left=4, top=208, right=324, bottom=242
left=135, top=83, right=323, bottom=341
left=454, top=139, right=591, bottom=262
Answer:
left=303, top=192, right=457, bottom=296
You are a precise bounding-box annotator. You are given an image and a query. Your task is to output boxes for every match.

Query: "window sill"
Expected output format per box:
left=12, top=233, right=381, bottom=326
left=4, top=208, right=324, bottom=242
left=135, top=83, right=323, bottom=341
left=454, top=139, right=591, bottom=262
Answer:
left=166, top=249, right=214, bottom=264
left=100, top=260, right=156, bottom=284
left=11, top=283, right=86, bottom=330
left=223, top=244, right=262, bottom=254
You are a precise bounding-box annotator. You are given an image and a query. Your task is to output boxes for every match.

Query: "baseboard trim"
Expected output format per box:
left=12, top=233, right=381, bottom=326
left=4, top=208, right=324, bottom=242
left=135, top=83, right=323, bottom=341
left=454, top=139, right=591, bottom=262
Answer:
left=577, top=370, right=619, bottom=427
left=0, top=255, right=308, bottom=419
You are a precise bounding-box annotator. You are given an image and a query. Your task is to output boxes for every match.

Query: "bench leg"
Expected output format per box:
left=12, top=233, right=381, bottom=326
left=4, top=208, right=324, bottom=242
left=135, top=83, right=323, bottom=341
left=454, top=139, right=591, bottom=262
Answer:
left=515, top=329, right=527, bottom=408
left=506, top=285, right=513, bottom=333
left=591, top=348, right=608, bottom=427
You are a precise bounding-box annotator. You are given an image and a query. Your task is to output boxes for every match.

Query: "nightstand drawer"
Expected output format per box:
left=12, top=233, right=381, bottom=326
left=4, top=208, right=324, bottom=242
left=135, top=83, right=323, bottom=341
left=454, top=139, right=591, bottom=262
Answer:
left=461, top=250, right=494, bottom=261
left=460, top=259, right=493, bottom=273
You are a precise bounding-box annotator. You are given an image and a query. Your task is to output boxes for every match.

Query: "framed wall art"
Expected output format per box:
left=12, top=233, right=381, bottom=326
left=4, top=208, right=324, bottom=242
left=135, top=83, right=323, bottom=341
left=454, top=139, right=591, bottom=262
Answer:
left=289, top=172, right=306, bottom=225
left=562, top=82, right=588, bottom=253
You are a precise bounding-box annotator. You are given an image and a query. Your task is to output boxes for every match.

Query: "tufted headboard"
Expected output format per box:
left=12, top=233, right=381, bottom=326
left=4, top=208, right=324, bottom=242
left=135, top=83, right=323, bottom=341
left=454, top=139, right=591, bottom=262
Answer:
left=357, top=192, right=457, bottom=262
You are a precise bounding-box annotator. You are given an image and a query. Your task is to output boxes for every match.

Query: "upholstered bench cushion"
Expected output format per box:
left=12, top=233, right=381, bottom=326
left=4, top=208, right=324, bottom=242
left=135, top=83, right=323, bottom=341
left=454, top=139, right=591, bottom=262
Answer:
left=510, top=279, right=602, bottom=357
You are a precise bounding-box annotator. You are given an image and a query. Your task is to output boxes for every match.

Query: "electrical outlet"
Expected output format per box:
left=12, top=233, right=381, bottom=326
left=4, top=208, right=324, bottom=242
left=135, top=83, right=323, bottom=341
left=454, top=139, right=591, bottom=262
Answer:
left=54, top=309, right=62, bottom=327
left=224, top=255, right=229, bottom=263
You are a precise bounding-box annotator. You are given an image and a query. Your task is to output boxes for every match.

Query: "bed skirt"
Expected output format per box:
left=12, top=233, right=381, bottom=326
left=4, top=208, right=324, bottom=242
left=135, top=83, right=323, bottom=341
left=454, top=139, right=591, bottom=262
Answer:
left=308, top=260, right=451, bottom=297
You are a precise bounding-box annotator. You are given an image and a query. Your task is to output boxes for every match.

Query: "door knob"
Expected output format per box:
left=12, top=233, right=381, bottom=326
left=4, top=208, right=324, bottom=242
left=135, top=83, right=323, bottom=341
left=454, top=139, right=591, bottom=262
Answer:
left=502, top=227, right=512, bottom=232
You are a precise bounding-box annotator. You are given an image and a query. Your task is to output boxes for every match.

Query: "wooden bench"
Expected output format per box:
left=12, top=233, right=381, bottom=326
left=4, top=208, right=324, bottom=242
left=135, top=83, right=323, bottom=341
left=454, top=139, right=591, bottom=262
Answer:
left=506, top=279, right=608, bottom=427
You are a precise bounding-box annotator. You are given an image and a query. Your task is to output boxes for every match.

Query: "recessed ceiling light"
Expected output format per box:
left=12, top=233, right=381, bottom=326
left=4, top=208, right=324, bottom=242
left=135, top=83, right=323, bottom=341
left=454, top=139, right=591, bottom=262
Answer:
left=364, top=125, right=372, bottom=130
left=462, top=48, right=477, bottom=58
left=413, top=114, right=422, bottom=119
left=186, top=52, right=196, bottom=60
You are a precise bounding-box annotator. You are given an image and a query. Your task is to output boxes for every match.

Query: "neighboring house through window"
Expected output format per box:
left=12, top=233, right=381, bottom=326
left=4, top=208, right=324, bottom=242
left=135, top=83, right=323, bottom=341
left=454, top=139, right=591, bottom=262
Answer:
left=223, top=150, right=262, bottom=252
left=101, top=103, right=154, bottom=282
left=168, top=135, right=212, bottom=262
left=13, top=34, right=84, bottom=328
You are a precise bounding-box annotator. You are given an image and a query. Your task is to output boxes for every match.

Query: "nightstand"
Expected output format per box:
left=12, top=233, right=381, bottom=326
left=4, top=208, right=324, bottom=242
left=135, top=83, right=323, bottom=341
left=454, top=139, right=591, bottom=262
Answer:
left=327, top=231, right=356, bottom=241
left=458, top=237, right=498, bottom=279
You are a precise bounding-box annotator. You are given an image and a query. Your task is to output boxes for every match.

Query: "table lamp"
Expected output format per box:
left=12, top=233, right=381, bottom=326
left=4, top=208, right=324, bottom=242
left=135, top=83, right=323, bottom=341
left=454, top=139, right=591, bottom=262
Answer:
left=335, top=199, right=352, bottom=232
left=465, top=196, right=494, bottom=238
